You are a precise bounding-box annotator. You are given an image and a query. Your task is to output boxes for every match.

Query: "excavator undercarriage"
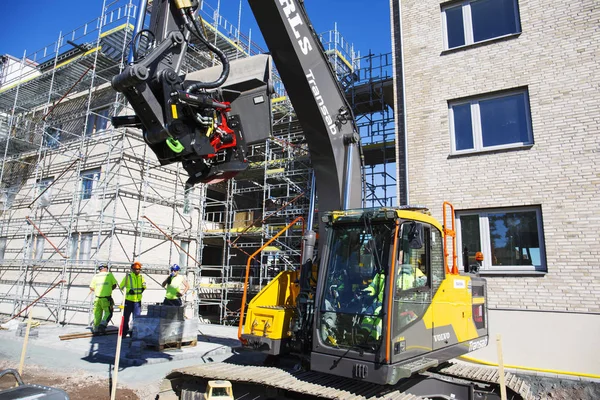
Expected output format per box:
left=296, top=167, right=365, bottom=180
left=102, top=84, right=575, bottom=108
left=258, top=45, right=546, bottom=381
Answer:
left=158, top=360, right=532, bottom=400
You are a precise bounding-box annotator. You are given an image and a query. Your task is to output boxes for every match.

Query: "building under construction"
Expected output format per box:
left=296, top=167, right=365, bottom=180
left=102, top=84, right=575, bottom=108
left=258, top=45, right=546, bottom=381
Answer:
left=0, top=0, right=395, bottom=326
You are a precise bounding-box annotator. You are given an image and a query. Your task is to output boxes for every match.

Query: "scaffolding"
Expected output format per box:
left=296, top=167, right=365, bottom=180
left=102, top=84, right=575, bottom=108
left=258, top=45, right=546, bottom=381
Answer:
left=0, top=0, right=396, bottom=326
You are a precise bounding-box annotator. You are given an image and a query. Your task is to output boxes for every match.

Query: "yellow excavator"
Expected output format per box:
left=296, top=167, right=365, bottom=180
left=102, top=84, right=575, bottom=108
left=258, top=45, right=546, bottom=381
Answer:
left=112, top=0, right=530, bottom=398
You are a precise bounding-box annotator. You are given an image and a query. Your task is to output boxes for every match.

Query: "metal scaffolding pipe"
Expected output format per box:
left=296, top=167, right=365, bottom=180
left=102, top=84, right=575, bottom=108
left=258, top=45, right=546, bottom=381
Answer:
left=24, top=217, right=67, bottom=259
left=142, top=215, right=200, bottom=266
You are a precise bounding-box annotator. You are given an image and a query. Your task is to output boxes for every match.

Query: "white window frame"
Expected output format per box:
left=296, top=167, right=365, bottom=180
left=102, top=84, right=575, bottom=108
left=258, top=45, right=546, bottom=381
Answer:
left=179, top=240, right=190, bottom=269
left=80, top=168, right=101, bottom=200
left=456, top=206, right=546, bottom=274
left=449, top=89, right=533, bottom=155
left=442, top=0, right=521, bottom=50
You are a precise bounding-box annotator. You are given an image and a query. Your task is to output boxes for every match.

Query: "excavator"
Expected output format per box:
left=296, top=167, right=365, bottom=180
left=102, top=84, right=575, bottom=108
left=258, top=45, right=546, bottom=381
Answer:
left=112, top=1, right=531, bottom=399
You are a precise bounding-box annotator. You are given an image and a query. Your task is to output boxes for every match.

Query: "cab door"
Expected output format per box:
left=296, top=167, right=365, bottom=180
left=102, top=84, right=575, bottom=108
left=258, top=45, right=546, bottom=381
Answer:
left=390, top=222, right=434, bottom=363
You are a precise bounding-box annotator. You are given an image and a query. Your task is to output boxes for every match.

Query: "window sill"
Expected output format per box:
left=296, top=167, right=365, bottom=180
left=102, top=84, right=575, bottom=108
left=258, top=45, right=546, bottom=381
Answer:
left=477, top=270, right=547, bottom=277
left=448, top=143, right=533, bottom=159
left=441, top=32, right=522, bottom=55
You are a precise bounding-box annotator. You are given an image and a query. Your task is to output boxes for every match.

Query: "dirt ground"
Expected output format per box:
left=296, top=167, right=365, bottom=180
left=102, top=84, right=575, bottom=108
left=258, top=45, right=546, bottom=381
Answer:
left=0, top=362, right=139, bottom=400
left=524, top=375, right=600, bottom=400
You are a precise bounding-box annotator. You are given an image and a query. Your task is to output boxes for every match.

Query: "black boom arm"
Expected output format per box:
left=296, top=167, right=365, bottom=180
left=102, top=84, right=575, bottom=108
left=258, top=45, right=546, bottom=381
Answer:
left=111, top=0, right=261, bottom=186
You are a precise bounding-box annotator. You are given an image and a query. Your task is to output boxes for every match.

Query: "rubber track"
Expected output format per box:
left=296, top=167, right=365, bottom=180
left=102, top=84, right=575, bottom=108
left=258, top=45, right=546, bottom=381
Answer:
left=172, top=361, right=533, bottom=399
left=439, top=362, right=533, bottom=400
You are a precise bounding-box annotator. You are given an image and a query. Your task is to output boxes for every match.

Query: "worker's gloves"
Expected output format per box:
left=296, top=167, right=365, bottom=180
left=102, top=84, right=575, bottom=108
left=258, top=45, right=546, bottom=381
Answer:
left=176, top=292, right=183, bottom=298
left=128, top=289, right=135, bottom=295
left=362, top=286, right=376, bottom=297
left=329, top=285, right=339, bottom=299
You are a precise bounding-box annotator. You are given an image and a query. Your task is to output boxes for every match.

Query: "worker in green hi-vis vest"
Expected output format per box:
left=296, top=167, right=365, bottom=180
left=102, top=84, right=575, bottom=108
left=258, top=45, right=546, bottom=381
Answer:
left=89, top=264, right=118, bottom=333
left=119, top=261, right=146, bottom=337
left=161, top=264, right=189, bottom=307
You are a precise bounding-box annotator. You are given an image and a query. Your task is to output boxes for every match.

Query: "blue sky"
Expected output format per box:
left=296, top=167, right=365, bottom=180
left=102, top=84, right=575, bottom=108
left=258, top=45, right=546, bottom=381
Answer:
left=0, top=0, right=392, bottom=59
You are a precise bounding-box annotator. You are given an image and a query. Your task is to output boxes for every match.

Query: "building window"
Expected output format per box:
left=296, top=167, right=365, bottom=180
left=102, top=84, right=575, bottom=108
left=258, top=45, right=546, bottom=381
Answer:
left=0, top=237, right=6, bottom=261
left=183, top=186, right=192, bottom=215
left=85, top=107, right=111, bottom=136
left=179, top=240, right=190, bottom=269
left=36, top=177, right=54, bottom=207
left=442, top=0, right=521, bottom=50
left=78, top=233, right=94, bottom=261
left=80, top=168, right=100, bottom=200
left=456, top=206, right=546, bottom=273
left=449, top=89, right=532, bottom=154
left=34, top=235, right=45, bottom=260
left=1, top=186, right=18, bottom=210
left=44, top=125, right=62, bottom=149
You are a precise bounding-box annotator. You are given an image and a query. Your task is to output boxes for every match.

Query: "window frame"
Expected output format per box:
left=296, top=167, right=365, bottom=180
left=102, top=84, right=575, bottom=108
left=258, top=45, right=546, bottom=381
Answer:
left=80, top=168, right=101, bottom=200
left=456, top=206, right=547, bottom=274
left=0, top=237, right=6, bottom=261
left=449, top=88, right=533, bottom=155
left=44, top=124, right=62, bottom=149
left=85, top=107, right=111, bottom=136
left=442, top=0, right=522, bottom=51
left=36, top=177, right=54, bottom=207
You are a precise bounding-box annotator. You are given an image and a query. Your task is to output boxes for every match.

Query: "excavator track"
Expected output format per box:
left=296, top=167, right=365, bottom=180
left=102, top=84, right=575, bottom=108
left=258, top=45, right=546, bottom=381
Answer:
left=160, top=360, right=533, bottom=399
left=437, top=362, right=534, bottom=400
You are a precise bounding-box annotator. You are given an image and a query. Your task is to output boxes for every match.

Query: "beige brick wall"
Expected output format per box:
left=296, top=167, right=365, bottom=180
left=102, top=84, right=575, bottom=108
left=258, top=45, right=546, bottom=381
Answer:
left=400, top=1, right=600, bottom=311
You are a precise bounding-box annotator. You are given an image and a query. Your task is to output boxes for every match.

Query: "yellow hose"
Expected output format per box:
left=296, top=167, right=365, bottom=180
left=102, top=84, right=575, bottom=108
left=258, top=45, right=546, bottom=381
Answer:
left=459, top=355, right=600, bottom=379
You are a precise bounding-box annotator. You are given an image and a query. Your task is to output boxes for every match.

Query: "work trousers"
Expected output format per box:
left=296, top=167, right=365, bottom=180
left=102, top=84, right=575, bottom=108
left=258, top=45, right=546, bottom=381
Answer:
left=123, top=300, right=141, bottom=337
left=163, top=298, right=182, bottom=307
left=93, top=297, right=112, bottom=329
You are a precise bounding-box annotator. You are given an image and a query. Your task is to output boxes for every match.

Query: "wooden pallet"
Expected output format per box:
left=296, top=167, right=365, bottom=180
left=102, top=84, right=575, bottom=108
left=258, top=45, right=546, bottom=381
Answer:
left=147, top=339, right=197, bottom=351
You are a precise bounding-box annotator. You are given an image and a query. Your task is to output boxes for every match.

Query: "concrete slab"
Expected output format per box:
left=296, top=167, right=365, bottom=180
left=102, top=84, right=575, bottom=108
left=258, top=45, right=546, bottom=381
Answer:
left=0, top=321, right=241, bottom=367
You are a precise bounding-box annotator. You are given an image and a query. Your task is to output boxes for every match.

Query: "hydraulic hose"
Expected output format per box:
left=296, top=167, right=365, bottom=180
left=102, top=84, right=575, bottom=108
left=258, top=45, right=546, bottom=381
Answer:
left=185, top=9, right=230, bottom=92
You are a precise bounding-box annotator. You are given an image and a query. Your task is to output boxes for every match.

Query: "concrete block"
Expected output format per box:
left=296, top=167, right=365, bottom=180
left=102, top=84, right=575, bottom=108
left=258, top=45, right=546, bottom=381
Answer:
left=16, top=323, right=39, bottom=338
left=133, top=315, right=186, bottom=345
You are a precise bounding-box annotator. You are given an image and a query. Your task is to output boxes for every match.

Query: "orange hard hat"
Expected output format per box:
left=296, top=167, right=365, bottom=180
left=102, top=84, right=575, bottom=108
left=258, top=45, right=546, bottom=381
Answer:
left=475, top=252, right=484, bottom=262
left=132, top=261, right=142, bottom=269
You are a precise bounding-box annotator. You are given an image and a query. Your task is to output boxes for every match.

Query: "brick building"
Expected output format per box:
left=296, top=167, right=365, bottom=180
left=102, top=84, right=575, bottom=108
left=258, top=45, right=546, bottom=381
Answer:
left=391, top=0, right=600, bottom=375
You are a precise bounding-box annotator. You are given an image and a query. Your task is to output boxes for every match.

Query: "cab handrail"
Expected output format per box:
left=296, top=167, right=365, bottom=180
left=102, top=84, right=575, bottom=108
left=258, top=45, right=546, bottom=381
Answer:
left=238, top=216, right=305, bottom=343
left=442, top=202, right=459, bottom=275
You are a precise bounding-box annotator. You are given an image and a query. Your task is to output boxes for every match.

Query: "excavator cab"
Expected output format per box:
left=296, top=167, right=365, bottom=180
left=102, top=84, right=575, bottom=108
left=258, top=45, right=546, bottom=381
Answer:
left=311, top=207, right=489, bottom=385
left=240, top=206, right=488, bottom=386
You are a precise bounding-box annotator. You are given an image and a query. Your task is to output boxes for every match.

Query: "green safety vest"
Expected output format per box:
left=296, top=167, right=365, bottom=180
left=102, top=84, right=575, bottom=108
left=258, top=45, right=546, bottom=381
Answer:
left=397, top=265, right=426, bottom=290
left=90, top=272, right=118, bottom=297
left=165, top=275, right=184, bottom=300
left=120, top=272, right=146, bottom=302
left=360, top=306, right=382, bottom=340
left=364, top=272, right=385, bottom=303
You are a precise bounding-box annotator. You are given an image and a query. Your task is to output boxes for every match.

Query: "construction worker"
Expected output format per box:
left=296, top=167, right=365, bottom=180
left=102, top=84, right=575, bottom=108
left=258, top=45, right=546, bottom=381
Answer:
left=360, top=304, right=382, bottom=342
left=161, top=264, right=189, bottom=306
left=362, top=268, right=386, bottom=311
left=89, top=264, right=118, bottom=334
left=119, top=261, right=146, bottom=337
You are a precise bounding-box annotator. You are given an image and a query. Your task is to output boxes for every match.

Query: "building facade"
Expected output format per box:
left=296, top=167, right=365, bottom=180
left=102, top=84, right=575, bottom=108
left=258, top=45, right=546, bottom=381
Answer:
left=392, top=0, right=599, bottom=375
left=0, top=0, right=397, bottom=327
